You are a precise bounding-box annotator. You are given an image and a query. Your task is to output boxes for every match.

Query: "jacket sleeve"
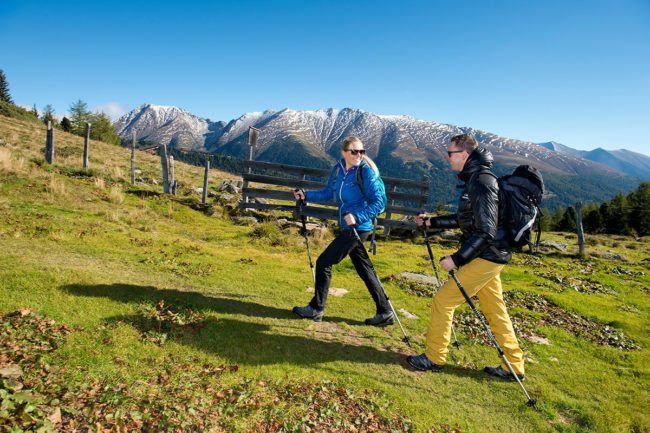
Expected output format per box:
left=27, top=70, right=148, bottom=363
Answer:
left=430, top=214, right=459, bottom=229
left=345, top=166, right=386, bottom=225
left=452, top=174, right=499, bottom=267
left=305, top=165, right=337, bottom=203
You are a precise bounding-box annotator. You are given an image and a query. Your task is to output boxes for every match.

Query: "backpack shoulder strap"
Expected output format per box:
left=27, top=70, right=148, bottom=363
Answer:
left=355, top=163, right=366, bottom=197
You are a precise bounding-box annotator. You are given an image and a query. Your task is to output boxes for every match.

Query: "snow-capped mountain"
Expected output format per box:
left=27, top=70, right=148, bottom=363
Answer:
left=115, top=104, right=210, bottom=150
left=115, top=105, right=642, bottom=208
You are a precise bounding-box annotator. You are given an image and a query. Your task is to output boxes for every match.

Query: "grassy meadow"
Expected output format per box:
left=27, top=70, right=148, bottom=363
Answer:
left=0, top=114, right=648, bottom=432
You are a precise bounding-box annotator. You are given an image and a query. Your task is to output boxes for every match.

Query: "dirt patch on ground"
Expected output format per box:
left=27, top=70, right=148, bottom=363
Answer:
left=305, top=321, right=372, bottom=347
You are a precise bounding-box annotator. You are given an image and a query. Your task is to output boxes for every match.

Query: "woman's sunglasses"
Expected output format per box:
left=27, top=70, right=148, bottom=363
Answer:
left=346, top=149, right=366, bottom=155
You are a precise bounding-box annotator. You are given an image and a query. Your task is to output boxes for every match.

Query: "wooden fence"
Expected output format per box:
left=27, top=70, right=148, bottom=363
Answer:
left=239, top=159, right=429, bottom=233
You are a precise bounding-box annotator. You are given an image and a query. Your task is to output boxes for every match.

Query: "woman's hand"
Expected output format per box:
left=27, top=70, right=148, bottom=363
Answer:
left=344, top=213, right=357, bottom=226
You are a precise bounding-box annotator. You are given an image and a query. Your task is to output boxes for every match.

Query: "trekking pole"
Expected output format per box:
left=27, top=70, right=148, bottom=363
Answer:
left=296, top=198, right=316, bottom=285
left=449, top=270, right=537, bottom=407
left=350, top=226, right=411, bottom=347
left=421, top=225, right=460, bottom=349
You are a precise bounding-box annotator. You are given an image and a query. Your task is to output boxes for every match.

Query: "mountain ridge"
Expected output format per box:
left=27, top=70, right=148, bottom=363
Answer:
left=115, top=105, right=643, bottom=209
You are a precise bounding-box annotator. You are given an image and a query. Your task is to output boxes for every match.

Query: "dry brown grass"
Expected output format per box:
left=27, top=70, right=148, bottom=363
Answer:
left=46, top=175, right=67, bottom=198
left=108, top=185, right=124, bottom=204
left=0, top=147, right=26, bottom=174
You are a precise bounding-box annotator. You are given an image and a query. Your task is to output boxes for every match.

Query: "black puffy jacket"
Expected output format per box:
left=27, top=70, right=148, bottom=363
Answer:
left=431, top=147, right=511, bottom=267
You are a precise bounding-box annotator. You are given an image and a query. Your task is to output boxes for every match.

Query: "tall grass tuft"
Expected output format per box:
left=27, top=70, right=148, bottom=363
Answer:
left=0, top=147, right=25, bottom=174
left=108, top=185, right=124, bottom=204
left=250, top=222, right=289, bottom=247
left=46, top=175, right=66, bottom=199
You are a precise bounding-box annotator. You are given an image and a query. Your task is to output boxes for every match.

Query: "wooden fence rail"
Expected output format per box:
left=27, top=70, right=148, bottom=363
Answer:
left=239, top=159, right=429, bottom=233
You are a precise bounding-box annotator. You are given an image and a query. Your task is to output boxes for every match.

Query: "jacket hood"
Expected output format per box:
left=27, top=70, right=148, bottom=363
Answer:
left=458, top=147, right=493, bottom=181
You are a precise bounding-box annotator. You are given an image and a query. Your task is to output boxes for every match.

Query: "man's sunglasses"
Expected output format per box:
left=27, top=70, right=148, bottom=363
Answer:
left=345, top=149, right=366, bottom=155
left=447, top=150, right=464, bottom=157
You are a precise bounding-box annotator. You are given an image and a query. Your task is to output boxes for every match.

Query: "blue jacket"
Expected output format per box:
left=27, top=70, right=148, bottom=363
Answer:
left=306, top=159, right=386, bottom=231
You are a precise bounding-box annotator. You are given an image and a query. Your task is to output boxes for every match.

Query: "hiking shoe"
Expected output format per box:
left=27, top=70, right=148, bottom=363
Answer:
left=406, top=354, right=444, bottom=372
left=292, top=305, right=324, bottom=322
left=484, top=365, right=525, bottom=381
left=364, top=311, right=394, bottom=326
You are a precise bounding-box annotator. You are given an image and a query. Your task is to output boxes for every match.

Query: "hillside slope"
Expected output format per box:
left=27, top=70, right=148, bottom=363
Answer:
left=1, top=115, right=649, bottom=432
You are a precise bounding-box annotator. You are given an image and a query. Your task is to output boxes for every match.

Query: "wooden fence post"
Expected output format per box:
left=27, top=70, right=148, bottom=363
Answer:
left=130, top=131, right=136, bottom=185
left=160, top=144, right=170, bottom=194
left=243, top=126, right=259, bottom=205
left=202, top=158, right=209, bottom=204
left=384, top=184, right=397, bottom=237
left=169, top=155, right=176, bottom=195
left=576, top=201, right=585, bottom=258
left=83, top=123, right=91, bottom=168
left=45, top=121, right=55, bottom=163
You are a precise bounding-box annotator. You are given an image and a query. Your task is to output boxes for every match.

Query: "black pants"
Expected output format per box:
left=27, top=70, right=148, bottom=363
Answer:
left=308, top=230, right=390, bottom=314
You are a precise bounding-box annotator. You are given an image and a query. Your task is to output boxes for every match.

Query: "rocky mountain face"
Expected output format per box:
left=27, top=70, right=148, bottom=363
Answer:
left=115, top=104, right=642, bottom=209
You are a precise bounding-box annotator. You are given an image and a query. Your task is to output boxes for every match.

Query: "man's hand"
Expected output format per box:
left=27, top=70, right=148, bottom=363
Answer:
left=440, top=255, right=456, bottom=272
left=293, top=189, right=305, bottom=201
left=344, top=213, right=356, bottom=226
left=416, top=213, right=429, bottom=227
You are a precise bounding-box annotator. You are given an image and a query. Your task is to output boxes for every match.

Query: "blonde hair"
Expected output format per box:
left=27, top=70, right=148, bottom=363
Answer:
left=342, top=136, right=379, bottom=174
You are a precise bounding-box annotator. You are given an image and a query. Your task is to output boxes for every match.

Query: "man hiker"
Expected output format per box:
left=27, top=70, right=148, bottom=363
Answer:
left=407, top=133, right=525, bottom=380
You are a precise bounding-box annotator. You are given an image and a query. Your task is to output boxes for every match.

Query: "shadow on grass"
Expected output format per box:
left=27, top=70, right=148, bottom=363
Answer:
left=61, top=283, right=364, bottom=325
left=126, top=188, right=164, bottom=198
left=60, top=283, right=415, bottom=367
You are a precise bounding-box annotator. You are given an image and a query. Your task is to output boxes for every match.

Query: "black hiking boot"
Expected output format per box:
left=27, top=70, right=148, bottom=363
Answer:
left=364, top=311, right=394, bottom=326
left=484, top=365, right=525, bottom=381
left=292, top=305, right=324, bottom=322
left=406, top=354, right=444, bottom=372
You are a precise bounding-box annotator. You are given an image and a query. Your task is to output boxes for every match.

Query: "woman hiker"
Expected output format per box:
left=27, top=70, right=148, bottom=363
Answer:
left=292, top=136, right=393, bottom=326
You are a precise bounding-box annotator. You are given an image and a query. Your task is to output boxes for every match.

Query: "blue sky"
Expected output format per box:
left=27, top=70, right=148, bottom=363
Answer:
left=1, top=0, right=649, bottom=155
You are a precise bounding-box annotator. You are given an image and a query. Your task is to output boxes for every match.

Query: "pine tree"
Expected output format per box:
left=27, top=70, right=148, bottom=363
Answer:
left=41, top=104, right=55, bottom=125
left=627, top=182, right=650, bottom=236
left=605, top=193, right=629, bottom=234
left=584, top=208, right=603, bottom=233
left=556, top=207, right=577, bottom=232
left=0, top=69, right=12, bottom=104
left=88, top=112, right=121, bottom=145
left=60, top=116, right=72, bottom=132
left=68, top=99, right=91, bottom=135
left=31, top=104, right=39, bottom=118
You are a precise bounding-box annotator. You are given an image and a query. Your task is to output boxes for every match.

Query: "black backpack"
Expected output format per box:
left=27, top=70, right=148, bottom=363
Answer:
left=497, top=165, right=545, bottom=251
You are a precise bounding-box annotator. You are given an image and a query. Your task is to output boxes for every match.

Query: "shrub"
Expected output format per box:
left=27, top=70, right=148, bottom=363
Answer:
left=249, top=222, right=288, bottom=246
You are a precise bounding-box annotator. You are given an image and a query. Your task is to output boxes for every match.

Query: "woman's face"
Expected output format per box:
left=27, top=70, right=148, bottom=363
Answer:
left=341, top=141, right=365, bottom=167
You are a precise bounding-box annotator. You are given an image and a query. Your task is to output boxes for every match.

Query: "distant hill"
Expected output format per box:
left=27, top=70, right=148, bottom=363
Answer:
left=538, top=141, right=650, bottom=180
left=116, top=105, right=642, bottom=209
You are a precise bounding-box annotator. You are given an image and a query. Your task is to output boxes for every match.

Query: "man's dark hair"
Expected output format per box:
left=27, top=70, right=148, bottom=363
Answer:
left=451, top=133, right=478, bottom=153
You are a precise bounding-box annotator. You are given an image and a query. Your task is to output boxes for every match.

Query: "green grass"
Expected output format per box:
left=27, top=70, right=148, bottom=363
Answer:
left=1, top=114, right=649, bottom=432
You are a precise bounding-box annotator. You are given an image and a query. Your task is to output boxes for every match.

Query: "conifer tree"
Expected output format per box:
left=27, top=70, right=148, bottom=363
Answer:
left=41, top=104, right=55, bottom=125
left=0, top=69, right=12, bottom=104
left=68, top=99, right=91, bottom=135
left=60, top=116, right=72, bottom=132
left=88, top=112, right=121, bottom=145
left=627, top=182, right=649, bottom=236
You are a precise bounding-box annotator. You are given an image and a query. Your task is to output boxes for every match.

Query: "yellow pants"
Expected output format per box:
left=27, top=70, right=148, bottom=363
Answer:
left=425, top=258, right=525, bottom=375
